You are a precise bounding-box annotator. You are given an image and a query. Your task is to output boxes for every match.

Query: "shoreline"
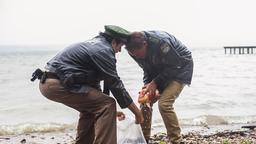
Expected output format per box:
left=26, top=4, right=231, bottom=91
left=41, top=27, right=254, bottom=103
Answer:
left=0, top=124, right=255, bottom=144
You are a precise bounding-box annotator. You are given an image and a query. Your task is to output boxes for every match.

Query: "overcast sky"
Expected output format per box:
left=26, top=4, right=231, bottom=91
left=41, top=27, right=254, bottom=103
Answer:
left=1, top=0, right=256, bottom=48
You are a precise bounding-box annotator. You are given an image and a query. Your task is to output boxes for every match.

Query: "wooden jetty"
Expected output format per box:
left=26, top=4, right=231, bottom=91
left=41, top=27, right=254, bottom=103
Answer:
left=224, top=46, right=256, bottom=54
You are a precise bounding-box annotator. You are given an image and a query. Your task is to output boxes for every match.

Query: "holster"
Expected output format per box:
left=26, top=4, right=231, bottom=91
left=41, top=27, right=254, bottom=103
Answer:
left=31, top=68, right=59, bottom=84
left=31, top=68, right=44, bottom=82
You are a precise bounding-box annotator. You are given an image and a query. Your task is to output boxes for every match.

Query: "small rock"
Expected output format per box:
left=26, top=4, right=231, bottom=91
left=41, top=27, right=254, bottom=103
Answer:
left=20, top=138, right=26, bottom=143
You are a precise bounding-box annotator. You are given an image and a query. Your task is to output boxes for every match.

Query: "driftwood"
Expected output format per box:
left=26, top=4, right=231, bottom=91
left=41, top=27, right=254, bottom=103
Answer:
left=242, top=125, right=256, bottom=130
left=0, top=137, right=10, bottom=140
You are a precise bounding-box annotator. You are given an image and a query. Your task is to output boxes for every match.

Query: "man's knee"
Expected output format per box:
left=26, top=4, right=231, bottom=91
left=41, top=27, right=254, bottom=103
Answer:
left=158, top=100, right=174, bottom=112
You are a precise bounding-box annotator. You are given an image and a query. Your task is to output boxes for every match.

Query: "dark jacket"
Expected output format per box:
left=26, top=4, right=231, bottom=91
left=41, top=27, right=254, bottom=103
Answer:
left=131, top=31, right=193, bottom=93
left=45, top=35, right=133, bottom=108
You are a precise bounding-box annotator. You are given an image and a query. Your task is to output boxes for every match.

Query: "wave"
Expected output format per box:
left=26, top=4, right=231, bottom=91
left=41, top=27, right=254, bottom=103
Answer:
left=152, top=115, right=256, bottom=128
left=181, top=115, right=256, bottom=125
left=0, top=122, right=76, bottom=136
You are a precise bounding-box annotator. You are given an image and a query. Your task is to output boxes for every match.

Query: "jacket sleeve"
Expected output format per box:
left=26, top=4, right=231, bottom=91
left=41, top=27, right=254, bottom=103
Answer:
left=154, top=67, right=180, bottom=88
left=129, top=54, right=152, bottom=85
left=90, top=50, right=133, bottom=108
left=143, top=69, right=151, bottom=85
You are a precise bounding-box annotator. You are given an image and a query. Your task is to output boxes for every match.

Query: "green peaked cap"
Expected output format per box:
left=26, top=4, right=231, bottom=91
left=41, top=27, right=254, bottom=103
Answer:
left=104, top=25, right=131, bottom=43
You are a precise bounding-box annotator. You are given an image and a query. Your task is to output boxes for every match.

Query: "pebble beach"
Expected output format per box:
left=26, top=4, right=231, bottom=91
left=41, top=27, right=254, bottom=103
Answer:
left=1, top=124, right=256, bottom=144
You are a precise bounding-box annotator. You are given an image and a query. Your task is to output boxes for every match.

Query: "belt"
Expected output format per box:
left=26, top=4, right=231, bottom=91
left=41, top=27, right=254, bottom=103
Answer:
left=45, top=72, right=59, bottom=79
left=40, top=72, right=59, bottom=84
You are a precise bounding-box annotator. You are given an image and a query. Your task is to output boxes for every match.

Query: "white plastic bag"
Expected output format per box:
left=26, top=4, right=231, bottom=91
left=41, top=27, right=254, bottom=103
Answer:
left=117, top=117, right=147, bottom=144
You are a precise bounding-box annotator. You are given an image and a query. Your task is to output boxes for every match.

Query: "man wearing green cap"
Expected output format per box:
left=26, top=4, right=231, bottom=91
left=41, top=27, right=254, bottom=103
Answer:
left=33, top=25, right=144, bottom=144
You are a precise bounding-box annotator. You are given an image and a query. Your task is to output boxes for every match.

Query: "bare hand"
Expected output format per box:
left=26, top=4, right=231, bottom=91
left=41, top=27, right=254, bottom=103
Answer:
left=116, top=111, right=125, bottom=121
left=150, top=90, right=160, bottom=104
left=144, top=80, right=157, bottom=100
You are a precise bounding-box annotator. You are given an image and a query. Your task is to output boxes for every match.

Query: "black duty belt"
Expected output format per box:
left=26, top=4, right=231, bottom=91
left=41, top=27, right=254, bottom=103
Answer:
left=45, top=72, right=59, bottom=80
left=40, top=72, right=60, bottom=83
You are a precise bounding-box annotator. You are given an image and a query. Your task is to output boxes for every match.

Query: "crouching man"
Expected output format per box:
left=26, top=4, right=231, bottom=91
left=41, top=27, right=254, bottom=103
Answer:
left=32, top=25, right=144, bottom=144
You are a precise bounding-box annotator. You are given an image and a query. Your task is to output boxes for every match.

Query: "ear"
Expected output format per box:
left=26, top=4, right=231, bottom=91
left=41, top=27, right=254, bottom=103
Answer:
left=111, top=39, right=117, bottom=47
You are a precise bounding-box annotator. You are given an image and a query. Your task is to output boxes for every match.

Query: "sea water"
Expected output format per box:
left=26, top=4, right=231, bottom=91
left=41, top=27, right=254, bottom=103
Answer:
left=0, top=45, right=256, bottom=135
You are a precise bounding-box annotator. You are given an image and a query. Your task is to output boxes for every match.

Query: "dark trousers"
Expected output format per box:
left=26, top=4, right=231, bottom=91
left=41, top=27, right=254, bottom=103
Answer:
left=39, top=79, right=117, bottom=144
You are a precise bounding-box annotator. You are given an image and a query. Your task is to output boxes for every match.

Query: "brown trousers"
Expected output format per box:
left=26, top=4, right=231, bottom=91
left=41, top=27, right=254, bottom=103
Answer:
left=39, top=79, right=117, bottom=144
left=141, top=81, right=184, bottom=144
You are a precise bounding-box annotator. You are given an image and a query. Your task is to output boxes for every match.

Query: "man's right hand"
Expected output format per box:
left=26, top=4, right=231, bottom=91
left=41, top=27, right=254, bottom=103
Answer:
left=143, top=82, right=157, bottom=101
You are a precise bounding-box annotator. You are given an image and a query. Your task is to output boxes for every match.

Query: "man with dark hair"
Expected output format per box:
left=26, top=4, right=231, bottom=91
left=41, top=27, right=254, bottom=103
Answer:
left=32, top=25, right=144, bottom=144
left=126, top=31, right=193, bottom=144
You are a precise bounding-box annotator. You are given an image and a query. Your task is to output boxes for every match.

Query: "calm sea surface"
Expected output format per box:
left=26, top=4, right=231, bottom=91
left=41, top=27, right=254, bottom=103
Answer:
left=0, top=46, right=256, bottom=135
